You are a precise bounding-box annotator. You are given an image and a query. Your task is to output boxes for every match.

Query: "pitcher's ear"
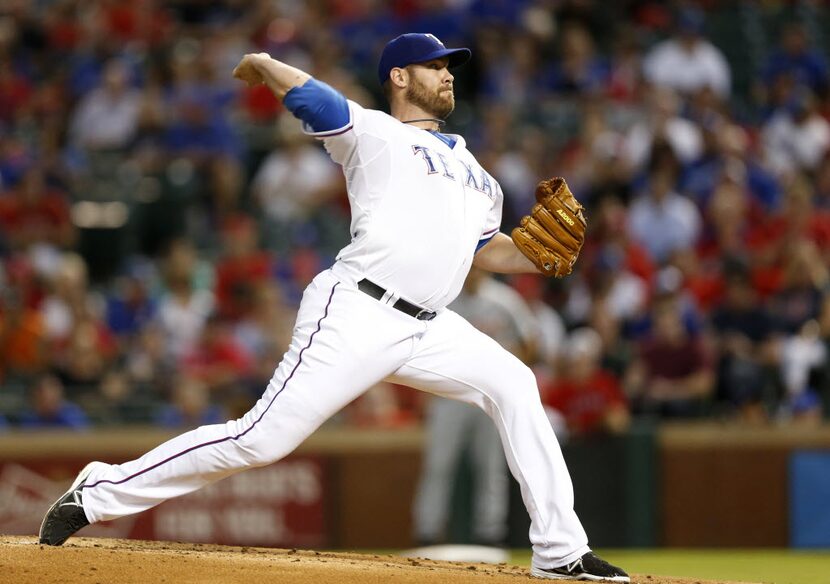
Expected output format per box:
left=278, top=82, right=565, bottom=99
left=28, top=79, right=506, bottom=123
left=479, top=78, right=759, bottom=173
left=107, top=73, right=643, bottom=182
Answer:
left=390, top=67, right=408, bottom=88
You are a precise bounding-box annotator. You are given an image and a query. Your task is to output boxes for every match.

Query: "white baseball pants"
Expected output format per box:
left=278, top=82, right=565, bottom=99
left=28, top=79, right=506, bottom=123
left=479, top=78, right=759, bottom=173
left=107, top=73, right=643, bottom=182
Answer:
left=80, top=267, right=589, bottom=568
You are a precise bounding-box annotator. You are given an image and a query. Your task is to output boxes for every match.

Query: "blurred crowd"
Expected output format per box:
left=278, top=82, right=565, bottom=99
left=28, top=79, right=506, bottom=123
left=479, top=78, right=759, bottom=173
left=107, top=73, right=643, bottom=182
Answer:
left=2, top=0, right=830, bottom=433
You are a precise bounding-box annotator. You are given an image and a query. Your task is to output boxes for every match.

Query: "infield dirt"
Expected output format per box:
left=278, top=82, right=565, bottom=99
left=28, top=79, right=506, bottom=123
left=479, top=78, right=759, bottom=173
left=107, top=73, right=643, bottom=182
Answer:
left=0, top=536, right=758, bottom=584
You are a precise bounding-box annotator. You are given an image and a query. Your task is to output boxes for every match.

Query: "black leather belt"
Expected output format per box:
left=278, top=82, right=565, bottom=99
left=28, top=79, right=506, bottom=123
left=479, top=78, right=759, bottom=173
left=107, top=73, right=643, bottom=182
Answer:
left=357, top=279, right=437, bottom=321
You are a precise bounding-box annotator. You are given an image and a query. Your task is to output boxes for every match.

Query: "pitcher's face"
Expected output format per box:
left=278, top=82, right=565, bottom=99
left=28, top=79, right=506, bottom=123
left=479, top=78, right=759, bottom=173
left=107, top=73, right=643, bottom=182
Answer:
left=404, top=57, right=455, bottom=119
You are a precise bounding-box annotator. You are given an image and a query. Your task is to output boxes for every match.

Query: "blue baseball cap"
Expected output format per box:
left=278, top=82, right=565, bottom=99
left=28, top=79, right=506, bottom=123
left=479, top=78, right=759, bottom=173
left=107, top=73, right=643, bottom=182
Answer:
left=378, top=33, right=471, bottom=85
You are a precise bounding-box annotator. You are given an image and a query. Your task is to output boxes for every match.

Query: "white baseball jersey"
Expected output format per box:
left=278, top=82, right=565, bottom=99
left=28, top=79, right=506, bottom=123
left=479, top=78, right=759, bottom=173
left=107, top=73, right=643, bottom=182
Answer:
left=312, top=101, right=502, bottom=311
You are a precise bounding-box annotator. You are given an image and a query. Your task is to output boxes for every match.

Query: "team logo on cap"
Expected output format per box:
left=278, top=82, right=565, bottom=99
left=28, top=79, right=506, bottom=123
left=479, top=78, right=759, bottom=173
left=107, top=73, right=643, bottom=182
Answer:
left=423, top=33, right=444, bottom=46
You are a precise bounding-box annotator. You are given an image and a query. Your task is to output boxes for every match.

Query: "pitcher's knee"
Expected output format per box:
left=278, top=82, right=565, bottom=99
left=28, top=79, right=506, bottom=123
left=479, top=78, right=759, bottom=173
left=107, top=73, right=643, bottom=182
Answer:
left=233, top=429, right=296, bottom=467
left=492, top=362, right=541, bottom=410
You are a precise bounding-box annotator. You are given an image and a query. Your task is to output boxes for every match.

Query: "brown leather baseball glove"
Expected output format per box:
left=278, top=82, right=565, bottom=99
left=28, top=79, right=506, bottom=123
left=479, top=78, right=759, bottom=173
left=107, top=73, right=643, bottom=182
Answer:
left=511, top=177, right=587, bottom=277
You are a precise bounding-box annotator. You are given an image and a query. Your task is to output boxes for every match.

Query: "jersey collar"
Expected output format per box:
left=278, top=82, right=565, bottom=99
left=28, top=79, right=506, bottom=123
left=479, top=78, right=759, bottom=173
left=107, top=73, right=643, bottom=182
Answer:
left=427, top=129, right=458, bottom=150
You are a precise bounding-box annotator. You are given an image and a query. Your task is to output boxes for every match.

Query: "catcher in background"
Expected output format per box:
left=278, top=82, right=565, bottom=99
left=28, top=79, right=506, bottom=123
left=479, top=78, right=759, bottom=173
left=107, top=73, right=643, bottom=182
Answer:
left=39, top=32, right=627, bottom=582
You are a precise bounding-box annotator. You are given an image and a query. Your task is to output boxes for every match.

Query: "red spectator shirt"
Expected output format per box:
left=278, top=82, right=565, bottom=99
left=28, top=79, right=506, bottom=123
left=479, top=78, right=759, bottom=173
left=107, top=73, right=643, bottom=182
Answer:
left=214, top=251, right=273, bottom=320
left=181, top=338, right=254, bottom=381
left=0, top=189, right=71, bottom=242
left=640, top=337, right=710, bottom=380
left=543, top=370, right=627, bottom=435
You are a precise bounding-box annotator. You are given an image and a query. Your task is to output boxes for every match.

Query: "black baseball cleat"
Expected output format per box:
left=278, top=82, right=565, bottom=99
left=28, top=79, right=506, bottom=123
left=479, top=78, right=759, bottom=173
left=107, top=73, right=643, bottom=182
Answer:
left=531, top=551, right=630, bottom=582
left=39, top=461, right=104, bottom=546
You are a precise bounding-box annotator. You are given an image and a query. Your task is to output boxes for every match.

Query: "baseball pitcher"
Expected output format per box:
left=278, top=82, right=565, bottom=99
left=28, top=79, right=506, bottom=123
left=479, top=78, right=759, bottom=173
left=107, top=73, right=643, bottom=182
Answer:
left=40, top=33, right=627, bottom=582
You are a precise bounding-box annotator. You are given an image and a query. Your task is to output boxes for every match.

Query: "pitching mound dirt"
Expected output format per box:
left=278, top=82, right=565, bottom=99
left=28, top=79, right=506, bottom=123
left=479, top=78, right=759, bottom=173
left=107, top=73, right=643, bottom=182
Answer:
left=1, top=536, right=753, bottom=584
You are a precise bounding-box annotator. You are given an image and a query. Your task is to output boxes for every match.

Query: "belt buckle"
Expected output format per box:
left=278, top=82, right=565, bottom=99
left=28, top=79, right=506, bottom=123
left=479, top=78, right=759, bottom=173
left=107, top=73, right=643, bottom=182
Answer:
left=416, top=309, right=436, bottom=321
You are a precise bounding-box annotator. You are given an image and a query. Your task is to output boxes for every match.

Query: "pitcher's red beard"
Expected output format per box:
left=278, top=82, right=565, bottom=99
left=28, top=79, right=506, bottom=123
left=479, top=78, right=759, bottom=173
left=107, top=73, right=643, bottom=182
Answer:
left=405, top=77, right=455, bottom=119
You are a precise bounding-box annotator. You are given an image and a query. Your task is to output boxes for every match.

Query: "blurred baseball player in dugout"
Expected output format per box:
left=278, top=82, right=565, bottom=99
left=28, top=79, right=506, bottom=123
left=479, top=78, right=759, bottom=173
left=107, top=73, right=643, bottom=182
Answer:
left=39, top=33, right=628, bottom=582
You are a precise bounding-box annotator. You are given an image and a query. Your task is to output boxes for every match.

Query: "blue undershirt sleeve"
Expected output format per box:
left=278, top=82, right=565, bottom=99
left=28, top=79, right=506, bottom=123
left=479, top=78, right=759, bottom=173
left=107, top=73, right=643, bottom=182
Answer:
left=475, top=232, right=498, bottom=253
left=283, top=78, right=351, bottom=134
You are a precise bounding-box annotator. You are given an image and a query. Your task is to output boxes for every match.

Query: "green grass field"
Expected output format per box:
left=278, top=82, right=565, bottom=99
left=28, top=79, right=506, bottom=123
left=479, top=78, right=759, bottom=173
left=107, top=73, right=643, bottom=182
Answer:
left=510, top=549, right=830, bottom=584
